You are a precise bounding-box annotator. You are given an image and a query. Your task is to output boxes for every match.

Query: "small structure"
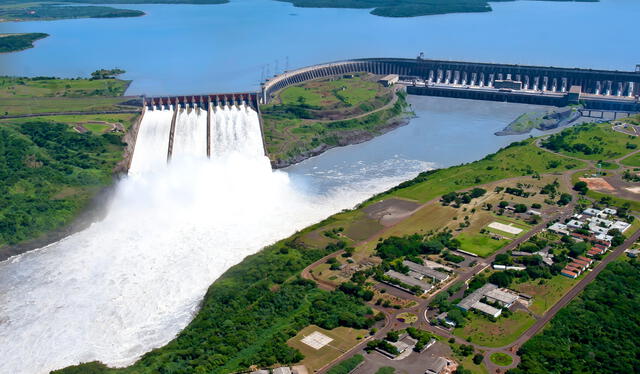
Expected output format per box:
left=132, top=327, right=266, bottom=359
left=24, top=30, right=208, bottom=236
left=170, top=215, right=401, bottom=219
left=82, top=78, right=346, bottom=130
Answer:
left=548, top=222, right=570, bottom=235
left=602, top=208, right=617, bottom=215
left=273, top=367, right=292, bottom=374
left=458, top=283, right=507, bottom=318
left=626, top=249, right=640, bottom=258
left=437, top=312, right=456, bottom=328
left=494, top=79, right=523, bottom=90
left=567, top=219, right=584, bottom=229
left=379, top=74, right=399, bottom=87
left=492, top=264, right=526, bottom=271
left=583, top=208, right=603, bottom=217
left=383, top=270, right=433, bottom=294
left=403, top=260, right=450, bottom=283
left=561, top=269, right=579, bottom=279
left=424, top=357, right=449, bottom=374
left=485, top=288, right=519, bottom=308
left=567, top=85, right=582, bottom=104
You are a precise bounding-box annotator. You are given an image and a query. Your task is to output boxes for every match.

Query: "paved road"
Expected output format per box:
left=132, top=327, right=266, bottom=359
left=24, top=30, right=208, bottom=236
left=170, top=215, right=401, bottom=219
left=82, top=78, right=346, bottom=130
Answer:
left=0, top=109, right=141, bottom=120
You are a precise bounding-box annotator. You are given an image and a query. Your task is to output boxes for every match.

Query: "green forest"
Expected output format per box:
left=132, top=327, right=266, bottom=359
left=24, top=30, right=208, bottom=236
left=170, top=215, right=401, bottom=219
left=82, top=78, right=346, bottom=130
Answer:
left=0, top=121, right=124, bottom=250
left=0, top=3, right=144, bottom=22
left=0, top=33, right=48, bottom=53
left=508, top=260, right=640, bottom=374
left=277, top=0, right=597, bottom=17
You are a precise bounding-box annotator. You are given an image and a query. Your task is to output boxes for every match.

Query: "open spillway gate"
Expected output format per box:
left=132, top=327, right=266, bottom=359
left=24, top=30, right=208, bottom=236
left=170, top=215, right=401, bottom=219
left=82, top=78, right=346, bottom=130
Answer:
left=139, top=92, right=267, bottom=161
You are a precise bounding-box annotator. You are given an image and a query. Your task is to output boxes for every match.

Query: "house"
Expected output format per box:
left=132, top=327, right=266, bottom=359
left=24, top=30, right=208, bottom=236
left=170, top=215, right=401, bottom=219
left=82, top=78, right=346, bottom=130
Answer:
left=594, top=233, right=614, bottom=243
left=403, top=260, right=450, bottom=283
left=383, top=270, right=433, bottom=294
left=458, top=283, right=509, bottom=318
left=424, top=357, right=449, bottom=374
left=583, top=208, right=603, bottom=217
left=611, top=220, right=631, bottom=232
left=578, top=256, right=594, bottom=265
left=527, top=210, right=542, bottom=216
left=549, top=222, right=569, bottom=235
left=587, top=248, right=603, bottom=257
left=561, top=269, right=579, bottom=279
left=485, top=288, right=519, bottom=308
left=567, top=219, right=584, bottom=229
left=626, top=249, right=640, bottom=258
left=602, top=208, right=617, bottom=215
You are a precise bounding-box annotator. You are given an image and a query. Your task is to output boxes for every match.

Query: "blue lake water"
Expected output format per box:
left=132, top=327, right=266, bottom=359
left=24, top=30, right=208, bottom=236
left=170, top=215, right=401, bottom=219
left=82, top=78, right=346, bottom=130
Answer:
left=0, top=0, right=638, bottom=96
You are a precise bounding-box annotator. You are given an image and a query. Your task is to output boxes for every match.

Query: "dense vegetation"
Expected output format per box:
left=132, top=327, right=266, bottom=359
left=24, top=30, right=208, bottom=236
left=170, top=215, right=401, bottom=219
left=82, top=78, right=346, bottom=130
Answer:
left=0, top=121, right=124, bottom=248
left=0, top=3, right=144, bottom=22
left=326, top=354, right=364, bottom=374
left=278, top=0, right=597, bottom=17
left=0, top=33, right=48, bottom=53
left=55, top=237, right=376, bottom=373
left=508, top=260, right=640, bottom=374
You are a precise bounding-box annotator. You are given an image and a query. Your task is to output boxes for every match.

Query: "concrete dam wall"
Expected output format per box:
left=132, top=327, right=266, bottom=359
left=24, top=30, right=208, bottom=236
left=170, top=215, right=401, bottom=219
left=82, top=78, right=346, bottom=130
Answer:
left=261, top=58, right=640, bottom=111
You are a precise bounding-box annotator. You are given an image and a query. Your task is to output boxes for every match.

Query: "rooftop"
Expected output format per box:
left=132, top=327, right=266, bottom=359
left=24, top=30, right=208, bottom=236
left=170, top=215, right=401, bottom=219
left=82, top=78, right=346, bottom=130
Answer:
left=485, top=288, right=519, bottom=305
left=403, top=260, right=450, bottom=282
left=458, top=283, right=498, bottom=310
left=384, top=270, right=432, bottom=292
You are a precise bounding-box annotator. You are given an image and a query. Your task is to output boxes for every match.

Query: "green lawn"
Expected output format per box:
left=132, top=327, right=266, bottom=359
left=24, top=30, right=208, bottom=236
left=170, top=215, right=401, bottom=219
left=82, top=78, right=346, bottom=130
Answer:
left=454, top=311, right=536, bottom=348
left=620, top=152, right=640, bottom=167
left=512, top=275, right=577, bottom=315
left=541, top=122, right=640, bottom=161
left=456, top=232, right=509, bottom=257
left=490, top=353, right=513, bottom=366
left=386, top=140, right=587, bottom=203
left=278, top=74, right=382, bottom=108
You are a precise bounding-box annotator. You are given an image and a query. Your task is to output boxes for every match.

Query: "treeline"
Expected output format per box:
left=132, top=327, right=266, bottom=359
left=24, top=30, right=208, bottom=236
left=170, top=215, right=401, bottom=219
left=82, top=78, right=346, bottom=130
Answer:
left=0, top=121, right=123, bottom=247
left=508, top=260, right=640, bottom=374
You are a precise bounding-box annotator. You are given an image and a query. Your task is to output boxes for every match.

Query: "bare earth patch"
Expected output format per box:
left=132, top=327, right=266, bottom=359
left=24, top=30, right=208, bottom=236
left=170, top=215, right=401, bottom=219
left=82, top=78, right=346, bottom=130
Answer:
left=363, top=198, right=421, bottom=227
left=580, top=177, right=615, bottom=191
left=625, top=186, right=640, bottom=194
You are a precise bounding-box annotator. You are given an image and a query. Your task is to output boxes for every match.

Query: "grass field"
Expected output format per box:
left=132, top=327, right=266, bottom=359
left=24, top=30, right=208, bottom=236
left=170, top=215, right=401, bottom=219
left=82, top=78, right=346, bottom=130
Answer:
left=620, top=152, right=640, bottom=167
left=450, top=342, right=490, bottom=374
left=386, top=140, right=586, bottom=204
left=287, top=325, right=367, bottom=372
left=456, top=232, right=509, bottom=257
left=0, top=76, right=133, bottom=116
left=512, top=275, right=577, bottom=315
left=489, top=353, right=513, bottom=366
left=454, top=310, right=536, bottom=348
left=543, top=122, right=640, bottom=161
left=279, top=75, right=382, bottom=108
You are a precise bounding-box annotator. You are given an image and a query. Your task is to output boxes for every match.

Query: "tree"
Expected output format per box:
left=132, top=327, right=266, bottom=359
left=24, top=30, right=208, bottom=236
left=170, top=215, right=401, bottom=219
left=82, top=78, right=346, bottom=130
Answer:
left=514, top=204, right=527, bottom=213
left=499, top=201, right=509, bottom=208
left=473, top=353, right=484, bottom=365
left=573, top=181, right=589, bottom=195
left=489, top=271, right=514, bottom=288
left=557, top=193, right=572, bottom=206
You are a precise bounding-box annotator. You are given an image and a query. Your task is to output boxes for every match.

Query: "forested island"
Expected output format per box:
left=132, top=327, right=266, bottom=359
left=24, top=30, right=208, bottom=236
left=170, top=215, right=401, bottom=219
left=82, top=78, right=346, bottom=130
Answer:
left=0, top=3, right=145, bottom=22
left=277, top=0, right=598, bottom=18
left=0, top=33, right=48, bottom=53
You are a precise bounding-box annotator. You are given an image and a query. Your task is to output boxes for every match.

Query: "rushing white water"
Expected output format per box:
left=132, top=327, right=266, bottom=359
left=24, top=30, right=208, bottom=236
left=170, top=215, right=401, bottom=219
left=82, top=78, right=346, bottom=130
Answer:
left=172, top=107, right=208, bottom=158
left=0, top=105, right=429, bottom=374
left=128, top=105, right=174, bottom=175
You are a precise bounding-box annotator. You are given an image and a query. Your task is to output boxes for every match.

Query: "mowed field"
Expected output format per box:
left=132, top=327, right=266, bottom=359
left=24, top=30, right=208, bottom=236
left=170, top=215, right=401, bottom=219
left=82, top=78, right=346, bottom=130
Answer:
left=512, top=275, right=577, bottom=315
left=287, top=325, right=367, bottom=372
left=547, top=122, right=640, bottom=161
left=0, top=77, right=132, bottom=116
left=453, top=310, right=536, bottom=348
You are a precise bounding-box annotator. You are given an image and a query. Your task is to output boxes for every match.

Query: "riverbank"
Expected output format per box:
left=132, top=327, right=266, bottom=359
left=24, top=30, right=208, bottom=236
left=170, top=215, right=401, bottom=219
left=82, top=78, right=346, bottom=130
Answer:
left=495, top=106, right=582, bottom=136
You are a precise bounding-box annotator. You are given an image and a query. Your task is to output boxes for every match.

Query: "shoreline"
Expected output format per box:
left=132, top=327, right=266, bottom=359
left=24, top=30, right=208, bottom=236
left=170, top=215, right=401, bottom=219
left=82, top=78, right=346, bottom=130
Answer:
left=271, top=112, right=414, bottom=169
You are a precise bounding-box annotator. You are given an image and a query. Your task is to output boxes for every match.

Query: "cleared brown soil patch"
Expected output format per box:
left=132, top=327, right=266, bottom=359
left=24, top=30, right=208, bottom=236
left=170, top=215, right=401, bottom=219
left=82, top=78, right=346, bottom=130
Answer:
left=580, top=177, right=615, bottom=191
left=363, top=198, right=421, bottom=227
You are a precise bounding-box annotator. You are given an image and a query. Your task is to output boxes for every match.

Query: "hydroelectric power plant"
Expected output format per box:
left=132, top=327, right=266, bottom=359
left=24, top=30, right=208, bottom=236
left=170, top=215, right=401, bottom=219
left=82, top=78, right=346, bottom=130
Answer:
left=1, top=56, right=639, bottom=374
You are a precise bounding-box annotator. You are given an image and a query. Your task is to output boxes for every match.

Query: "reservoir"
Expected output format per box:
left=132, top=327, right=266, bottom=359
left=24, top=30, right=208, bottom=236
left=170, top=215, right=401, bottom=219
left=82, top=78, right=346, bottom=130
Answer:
left=0, top=0, right=638, bottom=95
left=0, top=0, right=638, bottom=372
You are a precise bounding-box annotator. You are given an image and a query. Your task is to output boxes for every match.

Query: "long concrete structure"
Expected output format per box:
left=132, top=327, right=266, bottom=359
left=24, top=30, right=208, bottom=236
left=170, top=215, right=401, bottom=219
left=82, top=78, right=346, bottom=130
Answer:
left=144, top=92, right=260, bottom=110
left=261, top=58, right=640, bottom=111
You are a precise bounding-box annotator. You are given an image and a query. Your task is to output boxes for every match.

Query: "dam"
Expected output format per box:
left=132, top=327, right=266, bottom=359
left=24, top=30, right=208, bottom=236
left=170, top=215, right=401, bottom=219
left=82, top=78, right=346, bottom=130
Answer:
left=261, top=57, right=640, bottom=112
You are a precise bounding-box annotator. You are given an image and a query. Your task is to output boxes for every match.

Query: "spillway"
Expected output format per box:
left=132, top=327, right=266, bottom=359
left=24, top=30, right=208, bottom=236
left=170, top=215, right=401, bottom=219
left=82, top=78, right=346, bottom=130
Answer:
left=0, top=103, right=429, bottom=374
left=128, top=106, right=174, bottom=174
left=172, top=107, right=208, bottom=158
